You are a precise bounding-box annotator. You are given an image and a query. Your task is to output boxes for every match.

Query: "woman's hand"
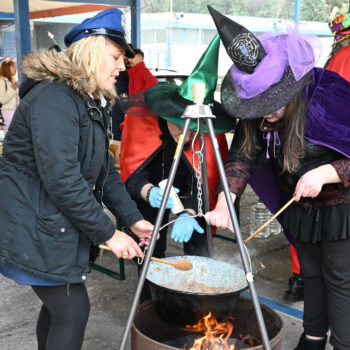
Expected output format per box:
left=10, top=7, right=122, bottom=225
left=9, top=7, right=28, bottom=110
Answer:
left=204, top=192, right=236, bottom=229
left=294, top=164, right=341, bottom=201
left=148, top=186, right=177, bottom=208
left=106, top=230, right=144, bottom=259
left=130, top=219, right=154, bottom=248
left=170, top=214, right=204, bottom=243
left=11, top=81, right=18, bottom=90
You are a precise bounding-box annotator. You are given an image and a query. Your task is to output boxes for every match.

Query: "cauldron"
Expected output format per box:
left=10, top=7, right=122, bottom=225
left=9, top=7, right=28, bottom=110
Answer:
left=146, top=256, right=248, bottom=326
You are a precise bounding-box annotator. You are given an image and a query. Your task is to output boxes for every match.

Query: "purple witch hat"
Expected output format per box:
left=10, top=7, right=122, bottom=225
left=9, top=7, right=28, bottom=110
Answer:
left=208, top=6, right=317, bottom=120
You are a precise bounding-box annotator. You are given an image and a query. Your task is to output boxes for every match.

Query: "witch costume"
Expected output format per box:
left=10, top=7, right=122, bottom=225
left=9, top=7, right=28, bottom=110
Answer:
left=208, top=6, right=350, bottom=350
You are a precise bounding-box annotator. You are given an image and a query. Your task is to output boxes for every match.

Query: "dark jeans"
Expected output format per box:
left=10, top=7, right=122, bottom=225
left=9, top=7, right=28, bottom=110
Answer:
left=32, top=283, right=90, bottom=350
left=295, top=238, right=350, bottom=350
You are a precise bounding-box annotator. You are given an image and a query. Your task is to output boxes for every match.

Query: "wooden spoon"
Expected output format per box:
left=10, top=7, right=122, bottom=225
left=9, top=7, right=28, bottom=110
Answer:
left=99, top=244, right=193, bottom=271
left=244, top=196, right=296, bottom=244
left=150, top=257, right=193, bottom=271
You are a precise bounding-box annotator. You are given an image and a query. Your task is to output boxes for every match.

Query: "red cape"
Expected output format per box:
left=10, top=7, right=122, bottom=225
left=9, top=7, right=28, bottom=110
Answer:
left=327, top=45, right=350, bottom=83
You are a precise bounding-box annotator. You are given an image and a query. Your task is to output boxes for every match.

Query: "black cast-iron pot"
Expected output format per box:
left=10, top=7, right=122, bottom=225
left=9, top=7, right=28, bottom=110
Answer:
left=146, top=256, right=248, bottom=327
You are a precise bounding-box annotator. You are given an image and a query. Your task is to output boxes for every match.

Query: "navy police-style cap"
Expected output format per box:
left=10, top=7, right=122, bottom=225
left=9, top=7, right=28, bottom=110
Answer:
left=64, top=8, right=135, bottom=58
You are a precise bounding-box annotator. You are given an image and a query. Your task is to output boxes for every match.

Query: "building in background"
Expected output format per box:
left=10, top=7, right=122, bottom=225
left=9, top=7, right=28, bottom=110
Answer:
left=0, top=11, right=332, bottom=75
left=139, top=12, right=332, bottom=75
left=0, top=20, right=16, bottom=60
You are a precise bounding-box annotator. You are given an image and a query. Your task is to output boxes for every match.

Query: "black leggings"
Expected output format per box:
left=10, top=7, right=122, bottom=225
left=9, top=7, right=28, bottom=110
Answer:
left=31, top=283, right=90, bottom=350
left=295, top=238, right=350, bottom=350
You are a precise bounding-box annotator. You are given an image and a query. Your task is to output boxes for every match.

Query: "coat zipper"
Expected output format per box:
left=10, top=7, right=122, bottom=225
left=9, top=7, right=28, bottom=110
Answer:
left=86, top=100, right=110, bottom=201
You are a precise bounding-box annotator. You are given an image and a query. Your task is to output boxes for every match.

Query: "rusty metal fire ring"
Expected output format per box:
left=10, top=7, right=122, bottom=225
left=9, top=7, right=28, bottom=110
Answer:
left=131, top=297, right=284, bottom=350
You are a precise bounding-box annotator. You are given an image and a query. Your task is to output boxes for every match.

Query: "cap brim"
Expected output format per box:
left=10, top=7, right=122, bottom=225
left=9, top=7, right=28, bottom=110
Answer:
left=221, top=66, right=312, bottom=119
left=145, top=84, right=236, bottom=133
left=108, top=36, right=135, bottom=58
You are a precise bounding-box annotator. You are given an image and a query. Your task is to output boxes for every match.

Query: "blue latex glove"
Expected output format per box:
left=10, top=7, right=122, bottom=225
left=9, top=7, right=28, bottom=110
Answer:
left=171, top=213, right=204, bottom=243
left=148, top=186, right=179, bottom=209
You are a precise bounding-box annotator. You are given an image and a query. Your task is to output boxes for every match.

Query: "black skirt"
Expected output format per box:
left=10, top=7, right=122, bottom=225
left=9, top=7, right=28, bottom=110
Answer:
left=283, top=203, right=350, bottom=243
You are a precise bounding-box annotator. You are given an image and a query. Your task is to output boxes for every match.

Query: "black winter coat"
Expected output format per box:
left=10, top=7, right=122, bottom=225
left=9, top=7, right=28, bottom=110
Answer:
left=0, top=52, right=142, bottom=284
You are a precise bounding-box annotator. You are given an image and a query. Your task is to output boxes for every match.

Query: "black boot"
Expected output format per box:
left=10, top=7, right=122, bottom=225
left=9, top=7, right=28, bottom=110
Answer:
left=284, top=273, right=304, bottom=302
left=293, top=334, right=327, bottom=350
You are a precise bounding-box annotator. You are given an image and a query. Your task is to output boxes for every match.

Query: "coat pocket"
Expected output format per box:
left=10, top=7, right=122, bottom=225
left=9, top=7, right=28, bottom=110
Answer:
left=35, top=212, right=80, bottom=274
left=37, top=212, right=75, bottom=238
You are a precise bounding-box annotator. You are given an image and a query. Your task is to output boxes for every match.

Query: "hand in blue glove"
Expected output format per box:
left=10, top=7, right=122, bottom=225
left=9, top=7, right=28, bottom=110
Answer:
left=148, top=186, right=179, bottom=209
left=171, top=213, right=204, bottom=243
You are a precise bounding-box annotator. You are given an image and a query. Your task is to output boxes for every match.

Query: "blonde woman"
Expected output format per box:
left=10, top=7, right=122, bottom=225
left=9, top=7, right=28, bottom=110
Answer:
left=0, top=9, right=153, bottom=350
left=0, top=60, right=18, bottom=131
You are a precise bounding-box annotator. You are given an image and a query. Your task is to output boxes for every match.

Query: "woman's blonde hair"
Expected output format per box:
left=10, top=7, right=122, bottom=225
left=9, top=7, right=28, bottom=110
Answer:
left=66, top=35, right=117, bottom=99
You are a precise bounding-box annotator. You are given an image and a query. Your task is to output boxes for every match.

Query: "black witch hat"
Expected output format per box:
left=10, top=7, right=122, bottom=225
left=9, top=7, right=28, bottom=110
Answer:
left=208, top=6, right=266, bottom=74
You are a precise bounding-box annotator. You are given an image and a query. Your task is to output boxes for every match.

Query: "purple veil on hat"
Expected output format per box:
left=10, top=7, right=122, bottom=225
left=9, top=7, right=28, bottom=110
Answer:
left=231, top=27, right=320, bottom=99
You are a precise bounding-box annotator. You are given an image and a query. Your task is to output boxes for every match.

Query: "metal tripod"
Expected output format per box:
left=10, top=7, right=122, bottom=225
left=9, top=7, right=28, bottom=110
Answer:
left=119, top=88, right=272, bottom=350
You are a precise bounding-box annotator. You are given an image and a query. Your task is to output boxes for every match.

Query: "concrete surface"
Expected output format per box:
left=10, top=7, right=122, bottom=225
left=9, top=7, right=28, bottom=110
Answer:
left=0, top=186, right=332, bottom=349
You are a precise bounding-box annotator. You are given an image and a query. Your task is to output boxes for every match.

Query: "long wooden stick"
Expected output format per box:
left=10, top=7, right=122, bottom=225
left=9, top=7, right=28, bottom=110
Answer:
left=99, top=244, right=111, bottom=251
left=244, top=196, right=296, bottom=244
left=99, top=244, right=191, bottom=269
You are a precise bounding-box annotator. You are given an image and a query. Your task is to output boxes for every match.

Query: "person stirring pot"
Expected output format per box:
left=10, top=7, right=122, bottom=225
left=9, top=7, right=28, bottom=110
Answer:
left=205, top=7, right=350, bottom=350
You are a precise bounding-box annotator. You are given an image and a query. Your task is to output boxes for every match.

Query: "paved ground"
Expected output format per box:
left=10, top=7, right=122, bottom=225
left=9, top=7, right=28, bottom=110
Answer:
left=0, top=186, right=332, bottom=349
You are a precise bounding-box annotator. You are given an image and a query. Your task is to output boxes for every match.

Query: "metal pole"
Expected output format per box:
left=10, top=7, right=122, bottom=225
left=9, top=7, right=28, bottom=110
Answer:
left=198, top=119, right=213, bottom=257
left=205, top=118, right=271, bottom=350
left=13, top=0, right=31, bottom=84
left=130, top=0, right=141, bottom=49
left=119, top=118, right=192, bottom=350
left=294, top=0, right=301, bottom=22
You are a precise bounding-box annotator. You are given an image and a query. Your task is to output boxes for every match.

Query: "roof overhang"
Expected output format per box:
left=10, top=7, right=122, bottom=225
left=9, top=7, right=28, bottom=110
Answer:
left=0, top=0, right=131, bottom=20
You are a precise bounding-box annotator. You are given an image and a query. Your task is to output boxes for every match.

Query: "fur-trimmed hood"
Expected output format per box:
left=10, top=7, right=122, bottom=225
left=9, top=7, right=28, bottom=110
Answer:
left=21, top=49, right=115, bottom=101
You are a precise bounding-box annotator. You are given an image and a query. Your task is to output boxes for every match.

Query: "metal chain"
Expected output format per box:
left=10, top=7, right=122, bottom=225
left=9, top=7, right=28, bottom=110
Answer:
left=192, top=120, right=204, bottom=217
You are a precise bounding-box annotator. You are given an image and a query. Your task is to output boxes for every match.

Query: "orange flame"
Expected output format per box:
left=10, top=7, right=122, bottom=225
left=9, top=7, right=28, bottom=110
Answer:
left=185, top=313, right=235, bottom=350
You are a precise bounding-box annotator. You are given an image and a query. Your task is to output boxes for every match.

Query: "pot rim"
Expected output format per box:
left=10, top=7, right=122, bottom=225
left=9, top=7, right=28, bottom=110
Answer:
left=147, top=255, right=249, bottom=296
left=147, top=278, right=249, bottom=297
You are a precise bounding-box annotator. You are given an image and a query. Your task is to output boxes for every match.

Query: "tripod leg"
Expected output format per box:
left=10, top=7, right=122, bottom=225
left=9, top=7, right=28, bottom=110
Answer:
left=119, top=118, right=193, bottom=350
left=205, top=118, right=271, bottom=350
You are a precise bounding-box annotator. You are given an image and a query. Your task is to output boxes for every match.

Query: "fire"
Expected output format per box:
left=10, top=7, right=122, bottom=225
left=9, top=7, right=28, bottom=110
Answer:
left=185, top=313, right=235, bottom=350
